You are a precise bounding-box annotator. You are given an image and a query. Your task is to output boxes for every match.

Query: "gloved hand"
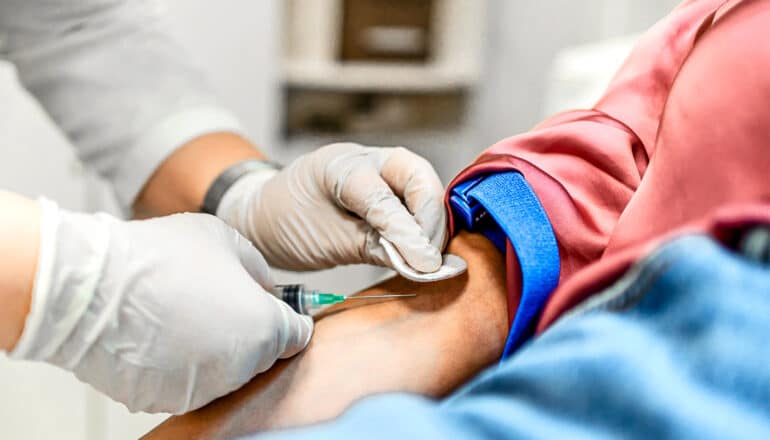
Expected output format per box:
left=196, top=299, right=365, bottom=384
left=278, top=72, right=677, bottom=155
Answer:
left=11, top=200, right=312, bottom=414
left=217, top=143, right=447, bottom=272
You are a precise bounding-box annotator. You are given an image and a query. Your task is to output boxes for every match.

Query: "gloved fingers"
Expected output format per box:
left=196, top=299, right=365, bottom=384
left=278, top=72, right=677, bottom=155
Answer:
left=379, top=147, right=448, bottom=251
left=363, top=227, right=395, bottom=268
left=263, top=293, right=314, bottom=360
left=339, top=165, right=442, bottom=273
left=233, top=229, right=275, bottom=290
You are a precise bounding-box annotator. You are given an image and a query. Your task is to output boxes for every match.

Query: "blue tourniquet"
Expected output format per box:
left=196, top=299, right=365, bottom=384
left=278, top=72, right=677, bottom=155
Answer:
left=450, top=172, right=560, bottom=358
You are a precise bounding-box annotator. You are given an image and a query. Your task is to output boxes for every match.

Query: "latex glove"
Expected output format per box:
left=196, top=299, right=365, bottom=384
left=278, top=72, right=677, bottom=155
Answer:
left=217, top=143, right=447, bottom=272
left=11, top=199, right=312, bottom=414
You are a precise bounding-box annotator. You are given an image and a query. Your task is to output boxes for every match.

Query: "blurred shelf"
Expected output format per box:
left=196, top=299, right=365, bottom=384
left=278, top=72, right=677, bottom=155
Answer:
left=283, top=61, right=478, bottom=92
left=283, top=0, right=484, bottom=93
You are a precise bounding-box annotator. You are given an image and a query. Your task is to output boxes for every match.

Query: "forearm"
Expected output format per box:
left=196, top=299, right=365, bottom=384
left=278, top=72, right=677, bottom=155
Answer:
left=133, top=133, right=265, bottom=217
left=145, top=232, right=508, bottom=439
left=0, top=191, right=39, bottom=351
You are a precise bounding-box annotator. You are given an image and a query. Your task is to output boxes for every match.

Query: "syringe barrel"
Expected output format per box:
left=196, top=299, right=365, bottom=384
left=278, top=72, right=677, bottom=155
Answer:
left=273, top=284, right=309, bottom=315
left=273, top=284, right=328, bottom=316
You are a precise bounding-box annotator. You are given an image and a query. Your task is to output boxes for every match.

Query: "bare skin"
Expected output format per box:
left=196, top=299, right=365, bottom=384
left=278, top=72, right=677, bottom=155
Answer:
left=0, top=191, right=40, bottom=351
left=134, top=132, right=264, bottom=217
left=144, top=232, right=509, bottom=439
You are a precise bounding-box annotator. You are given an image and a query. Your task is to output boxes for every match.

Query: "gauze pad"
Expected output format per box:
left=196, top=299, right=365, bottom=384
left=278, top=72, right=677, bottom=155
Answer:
left=380, top=237, right=467, bottom=282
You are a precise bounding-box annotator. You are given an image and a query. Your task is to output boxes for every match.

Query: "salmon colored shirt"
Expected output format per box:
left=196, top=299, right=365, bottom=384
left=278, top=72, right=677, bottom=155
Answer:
left=445, top=0, right=770, bottom=338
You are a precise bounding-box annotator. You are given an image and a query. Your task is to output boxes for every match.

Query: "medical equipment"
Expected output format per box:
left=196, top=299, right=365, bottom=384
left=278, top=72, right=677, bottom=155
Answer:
left=380, top=237, right=467, bottom=282
left=274, top=284, right=416, bottom=316
left=451, top=171, right=559, bottom=360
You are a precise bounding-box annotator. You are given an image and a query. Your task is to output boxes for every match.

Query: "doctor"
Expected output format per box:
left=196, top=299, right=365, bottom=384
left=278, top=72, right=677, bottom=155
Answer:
left=0, top=1, right=446, bottom=414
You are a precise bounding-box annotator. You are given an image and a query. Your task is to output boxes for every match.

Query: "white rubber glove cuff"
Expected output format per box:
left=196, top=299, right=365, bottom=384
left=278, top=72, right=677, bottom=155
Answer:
left=11, top=198, right=109, bottom=365
left=216, top=168, right=278, bottom=228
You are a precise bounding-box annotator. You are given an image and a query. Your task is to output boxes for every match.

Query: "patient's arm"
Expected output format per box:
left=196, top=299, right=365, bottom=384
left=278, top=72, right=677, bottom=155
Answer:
left=144, top=232, right=508, bottom=439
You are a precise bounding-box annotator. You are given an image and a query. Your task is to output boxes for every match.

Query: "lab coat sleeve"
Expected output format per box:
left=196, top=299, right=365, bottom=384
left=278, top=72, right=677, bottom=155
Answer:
left=446, top=0, right=725, bottom=282
left=0, top=0, right=244, bottom=210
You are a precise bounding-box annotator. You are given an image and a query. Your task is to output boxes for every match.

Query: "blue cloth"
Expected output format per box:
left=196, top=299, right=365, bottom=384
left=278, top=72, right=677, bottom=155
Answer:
left=246, top=234, right=770, bottom=439
left=449, top=172, right=560, bottom=358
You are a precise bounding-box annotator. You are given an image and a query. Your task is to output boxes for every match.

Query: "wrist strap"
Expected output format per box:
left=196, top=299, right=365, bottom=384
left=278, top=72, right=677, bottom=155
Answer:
left=201, top=159, right=281, bottom=215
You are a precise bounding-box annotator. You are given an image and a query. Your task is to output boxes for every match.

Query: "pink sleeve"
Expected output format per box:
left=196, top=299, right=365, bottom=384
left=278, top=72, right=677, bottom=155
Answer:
left=446, top=0, right=726, bottom=282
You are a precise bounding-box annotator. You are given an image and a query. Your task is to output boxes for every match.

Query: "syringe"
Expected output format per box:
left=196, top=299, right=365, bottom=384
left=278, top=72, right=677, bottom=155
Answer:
left=273, top=284, right=416, bottom=316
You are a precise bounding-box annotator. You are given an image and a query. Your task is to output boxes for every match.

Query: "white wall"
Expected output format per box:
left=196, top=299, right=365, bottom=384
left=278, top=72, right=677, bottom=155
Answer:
left=474, top=0, right=680, bottom=147
left=164, top=0, right=283, bottom=151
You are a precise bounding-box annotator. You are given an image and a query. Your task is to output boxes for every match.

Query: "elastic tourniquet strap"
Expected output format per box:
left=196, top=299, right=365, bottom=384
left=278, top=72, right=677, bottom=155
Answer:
left=450, top=172, right=560, bottom=360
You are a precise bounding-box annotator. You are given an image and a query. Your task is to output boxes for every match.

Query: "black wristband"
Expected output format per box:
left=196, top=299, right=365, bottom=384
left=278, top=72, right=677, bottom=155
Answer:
left=201, top=159, right=281, bottom=215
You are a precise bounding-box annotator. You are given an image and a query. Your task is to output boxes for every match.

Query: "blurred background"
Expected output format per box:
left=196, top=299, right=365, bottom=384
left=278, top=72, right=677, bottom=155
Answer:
left=0, top=0, right=679, bottom=438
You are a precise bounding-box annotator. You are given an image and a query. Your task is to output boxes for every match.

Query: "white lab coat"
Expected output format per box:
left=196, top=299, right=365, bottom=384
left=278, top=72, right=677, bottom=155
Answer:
left=0, top=0, right=243, bottom=210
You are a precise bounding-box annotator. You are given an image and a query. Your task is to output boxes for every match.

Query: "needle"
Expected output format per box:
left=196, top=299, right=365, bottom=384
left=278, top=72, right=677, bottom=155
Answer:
left=273, top=284, right=417, bottom=316
left=344, top=294, right=416, bottom=300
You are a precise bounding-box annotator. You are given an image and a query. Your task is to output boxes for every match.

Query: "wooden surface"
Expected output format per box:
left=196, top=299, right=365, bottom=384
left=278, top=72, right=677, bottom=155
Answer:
left=144, top=232, right=508, bottom=439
